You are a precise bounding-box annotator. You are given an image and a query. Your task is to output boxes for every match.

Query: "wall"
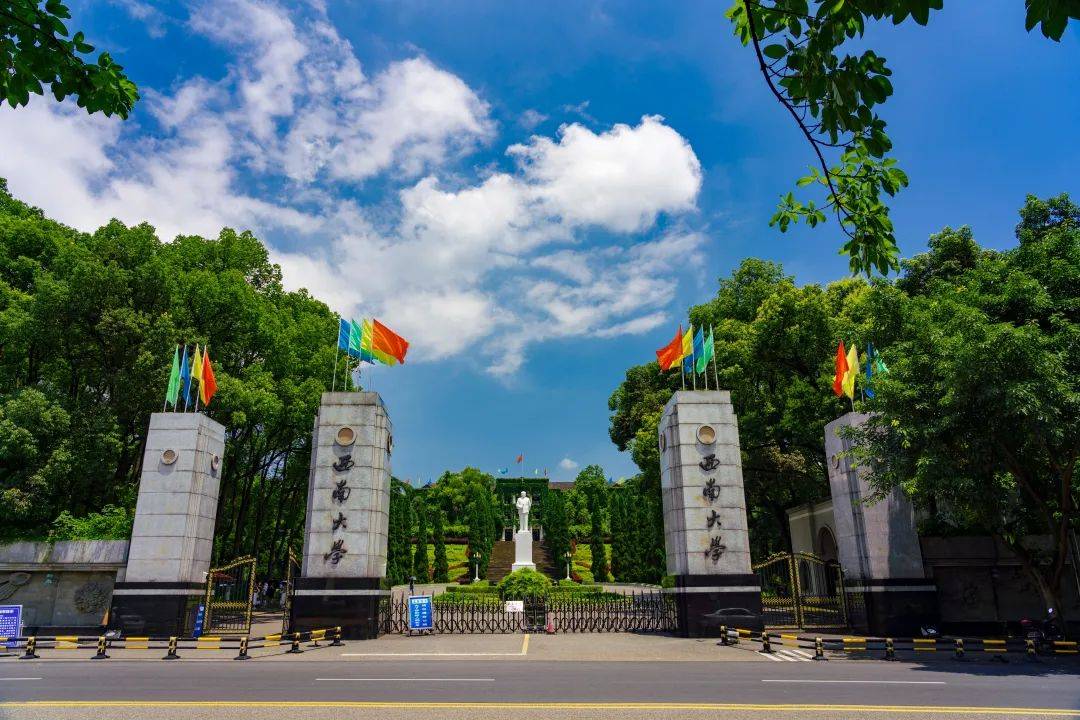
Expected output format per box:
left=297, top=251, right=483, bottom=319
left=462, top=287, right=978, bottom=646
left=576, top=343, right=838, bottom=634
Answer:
left=0, top=540, right=128, bottom=632
left=922, top=536, right=1080, bottom=635
left=786, top=500, right=835, bottom=557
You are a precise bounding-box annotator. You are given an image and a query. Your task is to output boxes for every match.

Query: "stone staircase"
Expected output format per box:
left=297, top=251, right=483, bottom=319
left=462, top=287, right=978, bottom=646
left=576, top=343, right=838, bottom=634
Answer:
left=469, top=540, right=559, bottom=584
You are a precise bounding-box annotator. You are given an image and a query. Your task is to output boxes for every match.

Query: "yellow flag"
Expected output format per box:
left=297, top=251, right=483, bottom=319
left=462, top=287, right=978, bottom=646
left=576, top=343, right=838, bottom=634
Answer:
left=680, top=324, right=693, bottom=361
left=842, top=343, right=858, bottom=400
left=192, top=345, right=204, bottom=382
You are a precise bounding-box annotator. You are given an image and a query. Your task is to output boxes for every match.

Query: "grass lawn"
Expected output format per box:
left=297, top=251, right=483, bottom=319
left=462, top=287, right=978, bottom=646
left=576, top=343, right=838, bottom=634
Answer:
left=420, top=542, right=469, bottom=582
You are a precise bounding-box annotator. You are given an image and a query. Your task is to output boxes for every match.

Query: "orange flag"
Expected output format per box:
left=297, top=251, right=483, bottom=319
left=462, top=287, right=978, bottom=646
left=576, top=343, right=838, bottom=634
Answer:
left=200, top=349, right=219, bottom=405
left=655, top=325, right=684, bottom=371
left=832, top=340, right=848, bottom=397
left=371, top=319, right=409, bottom=364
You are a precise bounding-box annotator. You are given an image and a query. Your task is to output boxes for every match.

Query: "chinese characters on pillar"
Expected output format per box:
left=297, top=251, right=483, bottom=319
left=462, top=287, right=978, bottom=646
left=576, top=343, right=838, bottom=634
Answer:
left=701, top=453, right=724, bottom=565
left=327, top=454, right=352, bottom=564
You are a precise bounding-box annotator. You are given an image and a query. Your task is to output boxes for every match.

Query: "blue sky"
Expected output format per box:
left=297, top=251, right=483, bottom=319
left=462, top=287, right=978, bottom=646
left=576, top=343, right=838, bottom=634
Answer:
left=0, top=1, right=1076, bottom=485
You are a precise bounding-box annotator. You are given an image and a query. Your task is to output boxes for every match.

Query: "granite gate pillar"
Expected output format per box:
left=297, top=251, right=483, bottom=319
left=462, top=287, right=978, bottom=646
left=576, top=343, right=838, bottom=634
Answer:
left=659, top=391, right=762, bottom=636
left=826, top=412, right=938, bottom=636
left=109, top=412, right=226, bottom=636
left=290, top=392, right=391, bottom=639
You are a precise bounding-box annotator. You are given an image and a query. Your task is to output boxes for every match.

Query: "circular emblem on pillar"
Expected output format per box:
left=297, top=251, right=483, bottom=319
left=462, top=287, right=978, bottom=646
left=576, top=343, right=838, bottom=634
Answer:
left=160, top=449, right=178, bottom=465
left=335, top=426, right=356, bottom=446
left=696, top=425, right=716, bottom=445
left=659, top=431, right=667, bottom=452
left=210, top=455, right=221, bottom=474
left=387, top=433, right=393, bottom=455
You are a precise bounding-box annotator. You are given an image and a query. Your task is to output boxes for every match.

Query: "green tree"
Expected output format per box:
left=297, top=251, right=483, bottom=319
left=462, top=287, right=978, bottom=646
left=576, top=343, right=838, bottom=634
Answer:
left=432, top=510, right=449, bottom=583
left=726, top=0, right=1077, bottom=275
left=608, top=488, right=630, bottom=581
left=543, top=489, right=571, bottom=579
left=465, top=483, right=495, bottom=579
left=588, top=491, right=607, bottom=582
left=2, top=0, right=139, bottom=117
left=386, top=479, right=412, bottom=586
left=413, top=505, right=430, bottom=582
left=852, top=193, right=1080, bottom=623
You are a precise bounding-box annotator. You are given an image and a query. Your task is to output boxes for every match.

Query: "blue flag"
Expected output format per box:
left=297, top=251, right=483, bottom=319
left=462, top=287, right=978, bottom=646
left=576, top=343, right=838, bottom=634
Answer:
left=337, top=318, right=351, bottom=353
left=498, top=467, right=509, bottom=475
left=684, top=327, right=706, bottom=373
left=179, top=345, right=191, bottom=405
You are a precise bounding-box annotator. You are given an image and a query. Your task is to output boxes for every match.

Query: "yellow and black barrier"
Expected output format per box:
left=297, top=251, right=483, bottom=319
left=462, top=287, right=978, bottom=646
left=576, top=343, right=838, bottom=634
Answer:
left=3, top=628, right=340, bottom=660
left=727, top=627, right=1079, bottom=662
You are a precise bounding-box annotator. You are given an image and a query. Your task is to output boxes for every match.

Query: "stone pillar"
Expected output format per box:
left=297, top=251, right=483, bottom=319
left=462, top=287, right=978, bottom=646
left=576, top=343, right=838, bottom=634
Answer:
left=109, top=412, right=225, bottom=636
left=659, top=391, right=761, bottom=636
left=826, top=412, right=938, bottom=636
left=290, top=392, right=391, bottom=639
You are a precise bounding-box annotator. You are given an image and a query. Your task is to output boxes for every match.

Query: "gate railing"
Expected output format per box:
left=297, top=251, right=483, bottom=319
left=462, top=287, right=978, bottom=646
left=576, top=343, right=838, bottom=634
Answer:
left=753, top=552, right=848, bottom=629
left=381, top=591, right=676, bottom=634
left=281, top=549, right=300, bottom=635
left=203, top=555, right=256, bottom=635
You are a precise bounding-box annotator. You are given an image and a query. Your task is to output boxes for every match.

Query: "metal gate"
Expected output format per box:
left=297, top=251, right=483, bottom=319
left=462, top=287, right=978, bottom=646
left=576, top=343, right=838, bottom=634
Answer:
left=203, top=555, right=256, bottom=635
left=382, top=591, right=676, bottom=634
left=753, top=552, right=848, bottom=629
left=281, top=549, right=300, bottom=635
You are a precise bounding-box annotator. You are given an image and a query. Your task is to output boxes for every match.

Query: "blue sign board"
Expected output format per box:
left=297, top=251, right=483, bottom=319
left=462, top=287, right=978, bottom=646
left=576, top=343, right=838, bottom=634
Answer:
left=407, top=595, right=433, bottom=631
left=0, top=605, right=22, bottom=647
left=192, top=604, right=206, bottom=638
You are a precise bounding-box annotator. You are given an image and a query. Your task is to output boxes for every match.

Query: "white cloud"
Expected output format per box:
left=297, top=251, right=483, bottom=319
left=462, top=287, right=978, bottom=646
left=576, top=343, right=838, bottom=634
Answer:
left=0, top=0, right=706, bottom=378
left=558, top=457, right=579, bottom=471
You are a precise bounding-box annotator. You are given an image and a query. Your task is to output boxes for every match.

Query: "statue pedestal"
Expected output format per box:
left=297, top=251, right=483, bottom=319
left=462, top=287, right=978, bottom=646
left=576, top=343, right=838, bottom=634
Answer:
left=511, top=530, right=536, bottom=572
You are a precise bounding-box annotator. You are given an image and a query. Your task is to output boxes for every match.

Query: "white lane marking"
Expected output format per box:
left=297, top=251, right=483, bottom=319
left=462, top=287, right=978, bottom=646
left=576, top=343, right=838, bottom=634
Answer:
left=775, top=649, right=812, bottom=662
left=760, top=652, right=784, bottom=661
left=0, top=677, right=42, bottom=681
left=316, top=678, right=496, bottom=682
left=762, top=680, right=947, bottom=685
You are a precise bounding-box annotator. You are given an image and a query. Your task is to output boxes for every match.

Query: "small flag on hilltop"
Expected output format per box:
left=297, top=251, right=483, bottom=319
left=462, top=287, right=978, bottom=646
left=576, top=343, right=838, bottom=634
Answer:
left=165, top=346, right=181, bottom=410
left=842, top=342, right=859, bottom=401
left=832, top=341, right=848, bottom=397
left=498, top=467, right=509, bottom=475
left=655, top=325, right=684, bottom=371
left=200, top=348, right=218, bottom=406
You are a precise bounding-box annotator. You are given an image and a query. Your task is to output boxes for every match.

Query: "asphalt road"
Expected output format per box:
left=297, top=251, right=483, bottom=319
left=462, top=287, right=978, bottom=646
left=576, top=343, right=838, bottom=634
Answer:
left=2, top=656, right=1079, bottom=718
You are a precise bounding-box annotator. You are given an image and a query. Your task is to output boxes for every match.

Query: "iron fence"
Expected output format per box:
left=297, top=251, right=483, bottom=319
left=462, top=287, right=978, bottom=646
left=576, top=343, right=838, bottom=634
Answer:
left=381, top=591, right=677, bottom=634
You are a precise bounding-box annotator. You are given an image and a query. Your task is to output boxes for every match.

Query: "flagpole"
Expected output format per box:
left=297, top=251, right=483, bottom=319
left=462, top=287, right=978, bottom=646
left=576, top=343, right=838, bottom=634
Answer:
left=182, top=344, right=190, bottom=412
left=710, top=325, right=720, bottom=392
left=194, top=345, right=202, bottom=413
left=679, top=324, right=686, bottom=391
left=332, top=347, right=339, bottom=392
left=690, top=324, right=697, bottom=391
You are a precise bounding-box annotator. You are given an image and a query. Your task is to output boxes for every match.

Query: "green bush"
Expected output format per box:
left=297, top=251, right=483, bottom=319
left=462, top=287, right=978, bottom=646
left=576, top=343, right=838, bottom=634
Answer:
left=433, top=593, right=501, bottom=607
left=661, top=575, right=675, bottom=588
left=497, top=568, right=552, bottom=599
left=48, top=505, right=133, bottom=541
left=445, top=582, right=495, bottom=595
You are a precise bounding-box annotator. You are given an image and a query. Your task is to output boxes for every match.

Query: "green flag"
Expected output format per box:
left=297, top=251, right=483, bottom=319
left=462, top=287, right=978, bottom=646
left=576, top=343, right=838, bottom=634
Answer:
left=165, top=346, right=181, bottom=409
left=695, top=326, right=715, bottom=374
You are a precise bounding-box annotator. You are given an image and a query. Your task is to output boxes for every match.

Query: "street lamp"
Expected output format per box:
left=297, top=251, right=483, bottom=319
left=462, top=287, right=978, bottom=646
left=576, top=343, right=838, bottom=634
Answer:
left=564, top=551, right=572, bottom=582
left=472, top=552, right=481, bottom=584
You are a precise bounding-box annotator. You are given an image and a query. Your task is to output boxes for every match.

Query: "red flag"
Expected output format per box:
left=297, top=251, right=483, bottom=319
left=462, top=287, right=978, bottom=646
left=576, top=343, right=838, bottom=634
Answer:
left=655, top=325, right=684, bottom=371
left=371, top=319, right=409, bottom=364
left=516, top=454, right=523, bottom=463
left=200, top=349, right=219, bottom=405
left=832, top=341, right=848, bottom=397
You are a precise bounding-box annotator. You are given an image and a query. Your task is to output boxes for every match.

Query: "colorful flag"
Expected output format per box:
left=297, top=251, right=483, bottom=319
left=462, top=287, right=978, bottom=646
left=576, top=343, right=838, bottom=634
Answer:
left=685, top=326, right=705, bottom=374
left=864, top=342, right=889, bottom=398
left=372, top=319, right=409, bottom=364
left=165, top=346, right=181, bottom=409
left=681, top=325, right=694, bottom=368
left=498, top=467, right=509, bottom=475
left=516, top=454, right=523, bottom=464
left=655, top=326, right=684, bottom=371
left=337, top=319, right=352, bottom=353
left=200, top=348, right=219, bottom=406
left=842, top=343, right=858, bottom=400
left=179, top=345, right=191, bottom=406
left=695, top=326, right=715, bottom=374
left=832, top=341, right=848, bottom=397
left=348, top=318, right=374, bottom=362
left=361, top=319, right=397, bottom=366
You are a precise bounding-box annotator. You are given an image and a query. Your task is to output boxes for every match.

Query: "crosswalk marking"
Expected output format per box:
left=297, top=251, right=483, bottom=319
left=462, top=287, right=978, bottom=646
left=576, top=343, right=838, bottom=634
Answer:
left=761, top=648, right=814, bottom=662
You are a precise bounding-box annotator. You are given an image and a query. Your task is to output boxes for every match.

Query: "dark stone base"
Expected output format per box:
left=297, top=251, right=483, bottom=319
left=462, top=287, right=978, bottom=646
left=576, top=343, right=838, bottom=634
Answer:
left=289, top=577, right=387, bottom=640
left=108, top=582, right=203, bottom=637
left=673, top=574, right=763, bottom=638
left=852, top=579, right=939, bottom=637
left=24, top=625, right=106, bottom=635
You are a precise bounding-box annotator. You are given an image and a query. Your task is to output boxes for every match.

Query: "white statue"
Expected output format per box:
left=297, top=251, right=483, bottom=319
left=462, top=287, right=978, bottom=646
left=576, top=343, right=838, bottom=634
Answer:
left=514, top=491, right=532, bottom=533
